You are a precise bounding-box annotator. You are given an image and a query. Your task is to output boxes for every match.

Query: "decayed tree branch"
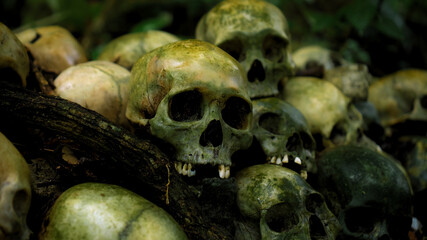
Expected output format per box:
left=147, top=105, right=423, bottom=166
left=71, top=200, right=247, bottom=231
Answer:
left=0, top=84, right=230, bottom=240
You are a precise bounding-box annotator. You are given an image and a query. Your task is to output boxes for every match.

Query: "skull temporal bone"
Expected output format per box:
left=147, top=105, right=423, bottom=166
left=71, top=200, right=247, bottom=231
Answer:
left=196, top=0, right=295, bottom=99
left=126, top=40, right=253, bottom=178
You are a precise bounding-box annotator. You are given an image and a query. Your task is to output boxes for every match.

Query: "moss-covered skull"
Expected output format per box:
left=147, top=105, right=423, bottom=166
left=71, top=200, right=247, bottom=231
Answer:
left=39, top=182, right=188, bottom=240
left=0, top=132, right=32, bottom=240
left=54, top=60, right=131, bottom=127
left=281, top=77, right=363, bottom=149
left=16, top=25, right=87, bottom=75
left=251, top=97, right=316, bottom=177
left=97, top=30, right=180, bottom=70
left=196, top=0, right=294, bottom=99
left=317, top=145, right=414, bottom=240
left=0, top=22, right=29, bottom=87
left=126, top=40, right=253, bottom=178
left=235, top=164, right=340, bottom=240
left=368, top=69, right=427, bottom=127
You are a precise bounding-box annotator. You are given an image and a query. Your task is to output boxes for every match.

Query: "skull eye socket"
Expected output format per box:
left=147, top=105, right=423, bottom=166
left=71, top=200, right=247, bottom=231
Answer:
left=222, top=97, right=251, bottom=129
left=387, top=216, right=412, bottom=239
left=259, top=113, right=283, bottom=134
left=218, top=38, right=245, bottom=62
left=265, top=203, right=299, bottom=232
left=262, top=35, right=288, bottom=63
left=169, top=90, right=203, bottom=122
left=420, top=95, right=427, bottom=109
left=13, top=189, right=30, bottom=217
left=344, top=207, right=382, bottom=233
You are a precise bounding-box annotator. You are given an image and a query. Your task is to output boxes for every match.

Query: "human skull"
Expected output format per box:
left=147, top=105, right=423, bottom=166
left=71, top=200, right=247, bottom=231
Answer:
left=324, top=64, right=372, bottom=103
left=251, top=97, right=316, bottom=177
left=368, top=69, right=427, bottom=127
left=281, top=77, right=363, bottom=149
left=126, top=40, right=253, bottom=178
left=54, top=60, right=131, bottom=127
left=235, top=164, right=340, bottom=240
left=292, top=45, right=348, bottom=77
left=0, top=132, right=32, bottom=240
left=39, top=182, right=188, bottom=240
left=196, top=0, right=295, bottom=99
left=317, top=145, right=414, bottom=240
left=97, top=30, right=180, bottom=70
left=16, top=25, right=87, bottom=75
left=0, top=22, right=29, bottom=87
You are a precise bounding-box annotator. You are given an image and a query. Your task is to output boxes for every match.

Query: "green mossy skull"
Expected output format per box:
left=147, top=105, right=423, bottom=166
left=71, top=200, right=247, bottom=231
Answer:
left=0, top=132, right=32, bottom=240
left=39, top=182, right=188, bottom=240
left=54, top=61, right=131, bottom=127
left=97, top=30, right=180, bottom=70
left=196, top=0, right=295, bottom=99
left=317, top=145, right=414, bottom=240
left=368, top=69, right=427, bottom=127
left=0, top=22, right=29, bottom=87
left=251, top=97, right=316, bottom=176
left=126, top=40, right=253, bottom=178
left=235, top=164, right=340, bottom=240
left=281, top=77, right=363, bottom=149
left=16, top=25, right=87, bottom=74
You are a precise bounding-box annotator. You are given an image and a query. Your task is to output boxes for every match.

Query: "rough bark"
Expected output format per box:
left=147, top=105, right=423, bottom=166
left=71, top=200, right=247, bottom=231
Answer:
left=0, top=84, right=231, bottom=240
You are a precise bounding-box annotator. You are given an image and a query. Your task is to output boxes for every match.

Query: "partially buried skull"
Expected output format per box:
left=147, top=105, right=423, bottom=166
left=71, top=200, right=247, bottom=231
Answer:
left=126, top=39, right=253, bottom=178
left=0, top=132, right=32, bottom=240
left=235, top=164, right=340, bottom=240
left=39, top=182, right=188, bottom=240
left=317, top=145, right=414, bottom=240
left=97, top=30, right=180, bottom=70
left=251, top=97, right=316, bottom=177
left=281, top=77, right=363, bottom=150
left=54, top=60, right=131, bottom=127
left=0, top=22, right=29, bottom=87
left=196, top=0, right=295, bottom=99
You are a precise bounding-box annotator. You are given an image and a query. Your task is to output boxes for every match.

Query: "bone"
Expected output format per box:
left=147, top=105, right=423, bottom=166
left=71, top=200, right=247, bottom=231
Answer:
left=175, top=162, right=183, bottom=174
left=282, top=154, right=289, bottom=164
left=300, top=170, right=308, bottom=180
left=218, top=165, right=230, bottom=179
left=275, top=156, right=282, bottom=165
left=294, top=157, right=302, bottom=165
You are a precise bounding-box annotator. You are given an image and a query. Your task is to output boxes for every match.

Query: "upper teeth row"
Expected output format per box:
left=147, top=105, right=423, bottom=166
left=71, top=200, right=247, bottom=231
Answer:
left=267, top=155, right=308, bottom=180
left=174, top=162, right=231, bottom=179
left=175, top=162, right=196, bottom=177
left=268, top=155, right=302, bottom=165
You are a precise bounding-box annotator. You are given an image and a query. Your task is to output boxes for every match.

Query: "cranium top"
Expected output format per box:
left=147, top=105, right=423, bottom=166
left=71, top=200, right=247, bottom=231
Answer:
left=196, top=0, right=290, bottom=46
left=126, top=39, right=253, bottom=178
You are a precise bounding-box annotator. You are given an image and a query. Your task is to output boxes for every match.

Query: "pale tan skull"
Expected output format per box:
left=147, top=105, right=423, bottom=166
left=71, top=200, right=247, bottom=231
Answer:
left=16, top=25, right=87, bottom=74
left=0, top=22, right=29, bottom=87
left=54, top=60, right=131, bottom=127
left=368, top=69, right=427, bottom=127
left=97, top=30, right=180, bottom=70
left=196, top=0, right=295, bottom=99
left=0, top=132, right=32, bottom=240
left=281, top=77, right=363, bottom=149
left=126, top=40, right=253, bottom=178
left=39, top=182, right=188, bottom=240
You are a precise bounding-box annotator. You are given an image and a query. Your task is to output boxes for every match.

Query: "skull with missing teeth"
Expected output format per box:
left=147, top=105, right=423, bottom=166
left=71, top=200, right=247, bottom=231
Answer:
left=196, top=0, right=295, bottom=99
left=126, top=40, right=253, bottom=178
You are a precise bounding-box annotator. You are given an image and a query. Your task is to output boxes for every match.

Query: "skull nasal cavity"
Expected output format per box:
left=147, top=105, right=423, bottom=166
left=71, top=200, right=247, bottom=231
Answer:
left=200, top=120, right=222, bottom=147
left=247, top=60, right=266, bottom=82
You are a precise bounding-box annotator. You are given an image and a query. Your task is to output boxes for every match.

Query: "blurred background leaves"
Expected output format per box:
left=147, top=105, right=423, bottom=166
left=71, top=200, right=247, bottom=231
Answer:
left=1, top=0, right=426, bottom=76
